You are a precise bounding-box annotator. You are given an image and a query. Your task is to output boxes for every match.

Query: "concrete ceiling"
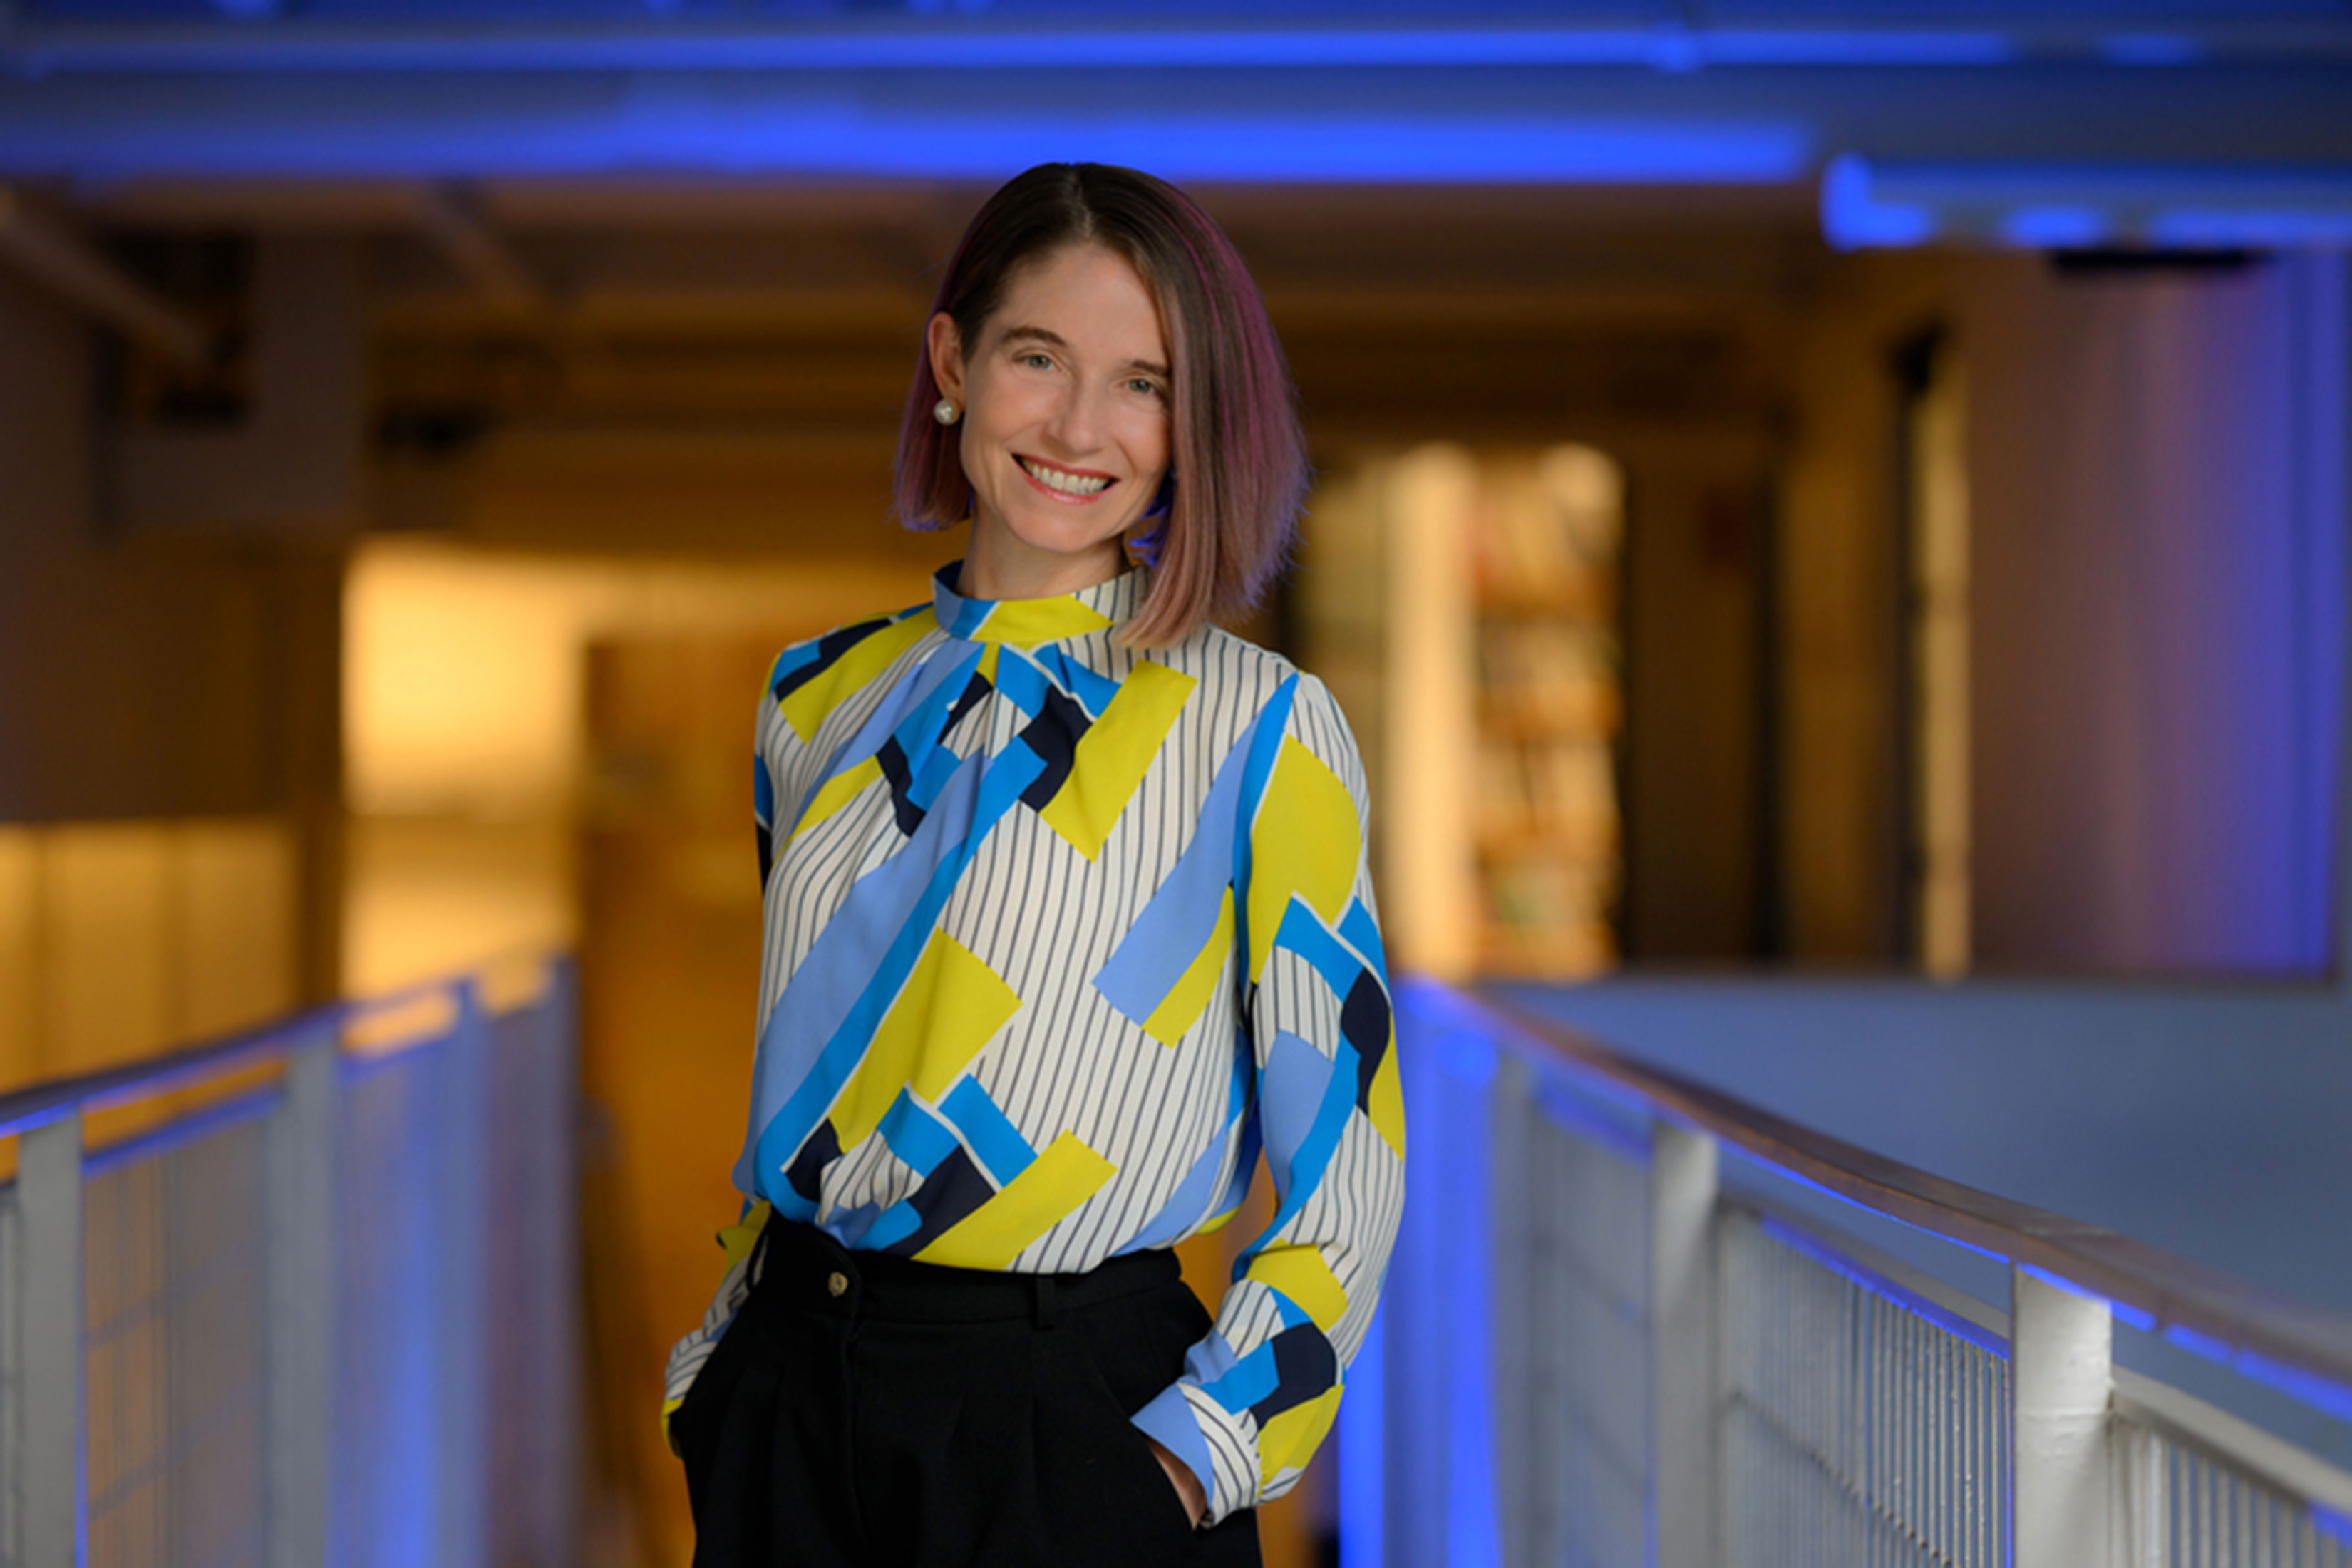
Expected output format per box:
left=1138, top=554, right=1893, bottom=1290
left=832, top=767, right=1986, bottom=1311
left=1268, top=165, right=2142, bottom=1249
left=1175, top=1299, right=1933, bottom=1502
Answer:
left=4, top=0, right=2340, bottom=537
left=4, top=6, right=2351, bottom=189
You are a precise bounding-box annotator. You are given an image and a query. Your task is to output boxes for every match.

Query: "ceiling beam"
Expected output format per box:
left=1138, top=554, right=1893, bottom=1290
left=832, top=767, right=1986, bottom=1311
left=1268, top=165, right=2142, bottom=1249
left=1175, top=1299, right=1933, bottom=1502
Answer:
left=0, top=185, right=210, bottom=366
left=411, top=187, right=548, bottom=312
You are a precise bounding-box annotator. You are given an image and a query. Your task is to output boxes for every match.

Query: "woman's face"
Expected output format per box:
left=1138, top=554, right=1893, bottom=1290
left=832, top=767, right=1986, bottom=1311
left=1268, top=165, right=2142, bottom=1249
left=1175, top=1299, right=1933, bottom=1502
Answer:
left=929, top=243, right=1173, bottom=598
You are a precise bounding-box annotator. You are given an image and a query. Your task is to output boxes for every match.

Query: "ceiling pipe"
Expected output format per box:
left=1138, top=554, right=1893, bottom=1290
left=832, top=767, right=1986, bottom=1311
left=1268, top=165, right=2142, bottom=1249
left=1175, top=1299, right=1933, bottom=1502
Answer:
left=0, top=185, right=210, bottom=366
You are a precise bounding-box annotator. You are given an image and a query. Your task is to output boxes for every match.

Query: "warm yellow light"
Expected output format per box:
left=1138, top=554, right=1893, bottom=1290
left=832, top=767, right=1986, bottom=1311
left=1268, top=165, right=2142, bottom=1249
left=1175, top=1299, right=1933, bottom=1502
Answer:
left=1384, top=444, right=1482, bottom=981
left=0, top=820, right=297, bottom=1088
left=346, top=549, right=595, bottom=818
left=340, top=538, right=926, bottom=995
left=0, top=829, right=35, bottom=1084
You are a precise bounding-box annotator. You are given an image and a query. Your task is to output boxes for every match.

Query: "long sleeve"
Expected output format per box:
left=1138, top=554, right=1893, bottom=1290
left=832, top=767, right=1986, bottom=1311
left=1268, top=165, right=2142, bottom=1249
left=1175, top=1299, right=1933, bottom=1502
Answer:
left=660, top=1200, right=773, bottom=1452
left=1128, top=672, right=1406, bottom=1525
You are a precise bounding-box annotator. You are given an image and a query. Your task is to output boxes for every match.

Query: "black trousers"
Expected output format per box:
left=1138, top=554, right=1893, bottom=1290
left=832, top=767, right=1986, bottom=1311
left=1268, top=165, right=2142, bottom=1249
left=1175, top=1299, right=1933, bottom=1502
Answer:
left=674, top=1217, right=1264, bottom=1567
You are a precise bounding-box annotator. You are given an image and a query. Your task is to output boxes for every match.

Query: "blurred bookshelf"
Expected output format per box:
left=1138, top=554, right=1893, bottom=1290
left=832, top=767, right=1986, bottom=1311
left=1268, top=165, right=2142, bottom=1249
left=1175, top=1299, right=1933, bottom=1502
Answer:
left=1302, top=442, right=1625, bottom=983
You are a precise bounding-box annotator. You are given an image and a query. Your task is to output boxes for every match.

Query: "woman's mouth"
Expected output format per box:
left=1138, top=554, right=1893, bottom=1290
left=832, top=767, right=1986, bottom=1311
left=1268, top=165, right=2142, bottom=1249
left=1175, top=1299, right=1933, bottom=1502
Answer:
left=1017, top=455, right=1115, bottom=500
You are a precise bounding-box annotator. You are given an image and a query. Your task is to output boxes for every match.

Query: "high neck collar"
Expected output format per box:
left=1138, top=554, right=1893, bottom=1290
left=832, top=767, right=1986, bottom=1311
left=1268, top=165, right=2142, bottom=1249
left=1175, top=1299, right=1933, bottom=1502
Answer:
left=931, top=561, right=1147, bottom=647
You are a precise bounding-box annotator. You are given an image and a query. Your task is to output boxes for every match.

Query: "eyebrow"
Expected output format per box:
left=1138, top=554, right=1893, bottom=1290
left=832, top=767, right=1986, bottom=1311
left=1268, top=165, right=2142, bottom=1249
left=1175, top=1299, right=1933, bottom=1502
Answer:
left=998, top=325, right=1170, bottom=381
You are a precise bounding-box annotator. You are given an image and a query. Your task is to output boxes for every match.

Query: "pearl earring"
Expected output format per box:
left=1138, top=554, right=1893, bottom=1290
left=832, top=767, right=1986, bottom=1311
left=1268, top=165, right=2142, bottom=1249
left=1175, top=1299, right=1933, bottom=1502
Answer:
left=934, top=398, right=961, bottom=425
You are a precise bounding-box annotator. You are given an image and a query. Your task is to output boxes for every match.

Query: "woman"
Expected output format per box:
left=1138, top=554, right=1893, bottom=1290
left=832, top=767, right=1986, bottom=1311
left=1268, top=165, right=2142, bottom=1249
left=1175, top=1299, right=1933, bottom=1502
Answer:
left=664, top=163, right=1405, bottom=1567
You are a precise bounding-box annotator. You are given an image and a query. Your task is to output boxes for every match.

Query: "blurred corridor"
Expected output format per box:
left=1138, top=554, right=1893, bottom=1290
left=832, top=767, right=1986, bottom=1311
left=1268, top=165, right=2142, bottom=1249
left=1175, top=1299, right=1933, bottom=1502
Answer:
left=3, top=3, right=2351, bottom=1564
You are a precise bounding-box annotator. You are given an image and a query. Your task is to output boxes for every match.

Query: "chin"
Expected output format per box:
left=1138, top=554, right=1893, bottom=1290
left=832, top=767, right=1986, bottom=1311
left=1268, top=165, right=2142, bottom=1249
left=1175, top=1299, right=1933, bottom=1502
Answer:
left=1002, top=513, right=1139, bottom=564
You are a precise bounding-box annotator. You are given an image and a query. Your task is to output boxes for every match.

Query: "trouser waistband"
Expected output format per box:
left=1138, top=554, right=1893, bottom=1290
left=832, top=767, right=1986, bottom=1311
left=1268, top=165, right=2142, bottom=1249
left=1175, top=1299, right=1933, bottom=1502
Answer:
left=755, top=1215, right=1181, bottom=1328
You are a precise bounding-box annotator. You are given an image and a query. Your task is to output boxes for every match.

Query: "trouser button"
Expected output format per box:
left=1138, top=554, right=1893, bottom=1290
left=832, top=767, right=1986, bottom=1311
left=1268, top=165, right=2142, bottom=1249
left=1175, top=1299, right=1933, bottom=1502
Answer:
left=827, top=1271, right=850, bottom=1299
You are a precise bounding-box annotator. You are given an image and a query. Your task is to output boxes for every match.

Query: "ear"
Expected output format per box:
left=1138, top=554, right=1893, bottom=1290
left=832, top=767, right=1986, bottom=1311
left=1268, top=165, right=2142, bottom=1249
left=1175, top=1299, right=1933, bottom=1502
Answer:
left=927, top=311, right=966, bottom=403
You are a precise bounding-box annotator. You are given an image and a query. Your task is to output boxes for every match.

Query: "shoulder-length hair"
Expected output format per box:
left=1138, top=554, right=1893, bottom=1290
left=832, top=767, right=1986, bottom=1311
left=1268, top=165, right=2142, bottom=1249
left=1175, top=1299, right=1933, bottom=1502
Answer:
left=894, top=163, right=1308, bottom=649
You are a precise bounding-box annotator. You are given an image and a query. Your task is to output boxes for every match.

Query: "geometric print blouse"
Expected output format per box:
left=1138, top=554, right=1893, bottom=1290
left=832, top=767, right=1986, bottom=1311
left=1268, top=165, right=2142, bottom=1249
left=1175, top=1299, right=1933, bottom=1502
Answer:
left=663, top=562, right=1405, bottom=1525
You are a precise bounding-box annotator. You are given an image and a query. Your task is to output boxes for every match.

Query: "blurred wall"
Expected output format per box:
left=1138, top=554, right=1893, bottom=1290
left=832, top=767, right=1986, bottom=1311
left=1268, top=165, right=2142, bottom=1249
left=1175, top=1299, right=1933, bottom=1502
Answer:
left=0, top=267, right=334, bottom=1081
left=1967, top=252, right=2345, bottom=975
left=0, top=269, right=344, bottom=831
left=1620, top=429, right=1777, bottom=962
left=0, top=818, right=298, bottom=1087
left=1775, top=250, right=2347, bottom=975
left=1775, top=253, right=1927, bottom=965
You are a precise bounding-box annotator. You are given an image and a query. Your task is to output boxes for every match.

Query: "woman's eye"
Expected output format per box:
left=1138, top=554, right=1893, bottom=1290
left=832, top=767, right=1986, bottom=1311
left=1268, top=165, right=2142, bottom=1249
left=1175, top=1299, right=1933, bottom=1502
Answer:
left=1128, top=378, right=1165, bottom=398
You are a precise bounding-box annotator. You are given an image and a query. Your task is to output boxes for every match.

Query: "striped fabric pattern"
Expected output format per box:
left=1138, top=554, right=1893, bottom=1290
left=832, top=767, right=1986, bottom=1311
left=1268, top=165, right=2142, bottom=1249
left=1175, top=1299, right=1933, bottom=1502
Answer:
left=664, top=562, right=1404, bottom=1524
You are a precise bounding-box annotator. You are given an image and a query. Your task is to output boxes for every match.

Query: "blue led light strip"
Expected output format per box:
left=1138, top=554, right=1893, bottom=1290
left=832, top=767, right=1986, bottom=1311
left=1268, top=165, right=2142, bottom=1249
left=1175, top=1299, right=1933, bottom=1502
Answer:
left=1824, top=153, right=2352, bottom=250
left=0, top=104, right=1816, bottom=185
left=1757, top=1212, right=2012, bottom=1358
left=0, top=21, right=2022, bottom=76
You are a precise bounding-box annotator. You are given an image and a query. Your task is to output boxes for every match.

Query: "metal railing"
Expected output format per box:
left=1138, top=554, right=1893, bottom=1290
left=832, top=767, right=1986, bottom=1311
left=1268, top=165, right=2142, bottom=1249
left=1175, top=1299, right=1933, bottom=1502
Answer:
left=0, top=955, right=579, bottom=1568
left=1346, top=980, right=2352, bottom=1568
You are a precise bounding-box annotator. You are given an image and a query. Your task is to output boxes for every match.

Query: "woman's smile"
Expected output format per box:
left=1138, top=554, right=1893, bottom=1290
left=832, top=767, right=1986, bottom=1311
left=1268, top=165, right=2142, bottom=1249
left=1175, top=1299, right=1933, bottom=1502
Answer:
left=1016, top=454, right=1118, bottom=500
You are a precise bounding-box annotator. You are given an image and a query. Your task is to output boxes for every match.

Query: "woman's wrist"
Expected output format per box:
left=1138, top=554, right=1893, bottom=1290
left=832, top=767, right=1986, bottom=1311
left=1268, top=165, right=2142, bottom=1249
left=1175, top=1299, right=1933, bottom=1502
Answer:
left=1144, top=1435, right=1207, bottom=1527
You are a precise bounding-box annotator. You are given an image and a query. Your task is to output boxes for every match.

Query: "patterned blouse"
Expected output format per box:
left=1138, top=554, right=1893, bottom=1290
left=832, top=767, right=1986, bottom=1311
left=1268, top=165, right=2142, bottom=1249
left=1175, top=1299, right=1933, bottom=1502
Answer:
left=665, top=562, right=1405, bottom=1525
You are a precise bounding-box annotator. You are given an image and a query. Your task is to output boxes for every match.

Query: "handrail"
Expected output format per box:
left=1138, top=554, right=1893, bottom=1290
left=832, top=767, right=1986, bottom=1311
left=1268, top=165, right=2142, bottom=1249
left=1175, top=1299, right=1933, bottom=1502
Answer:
left=0, top=956, right=545, bottom=1143
left=1451, top=982, right=2352, bottom=1404
left=0, top=1003, right=336, bottom=1142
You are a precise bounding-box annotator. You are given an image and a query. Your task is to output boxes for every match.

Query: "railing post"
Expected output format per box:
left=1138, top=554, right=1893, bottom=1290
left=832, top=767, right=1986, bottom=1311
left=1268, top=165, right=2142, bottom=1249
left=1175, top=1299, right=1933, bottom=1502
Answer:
left=532, top=961, right=585, bottom=1568
left=1649, top=1122, right=1718, bottom=1568
left=1488, top=1056, right=1534, bottom=1568
left=2012, top=1267, right=2115, bottom=1568
left=21, top=1109, right=85, bottom=1568
left=434, top=984, right=492, bottom=1568
left=264, top=1026, right=339, bottom=1568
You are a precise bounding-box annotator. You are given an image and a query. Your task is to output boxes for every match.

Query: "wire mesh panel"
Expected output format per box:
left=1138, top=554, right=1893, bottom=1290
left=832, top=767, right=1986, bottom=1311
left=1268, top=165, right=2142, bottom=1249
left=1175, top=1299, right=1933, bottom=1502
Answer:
left=483, top=988, right=579, bottom=1568
left=0, top=963, right=578, bottom=1568
left=82, top=1108, right=269, bottom=1568
left=2116, top=1412, right=2352, bottom=1568
left=1719, top=1208, right=2011, bottom=1568
left=335, top=1045, right=448, bottom=1568
left=332, top=976, right=579, bottom=1568
left=1512, top=1088, right=1651, bottom=1568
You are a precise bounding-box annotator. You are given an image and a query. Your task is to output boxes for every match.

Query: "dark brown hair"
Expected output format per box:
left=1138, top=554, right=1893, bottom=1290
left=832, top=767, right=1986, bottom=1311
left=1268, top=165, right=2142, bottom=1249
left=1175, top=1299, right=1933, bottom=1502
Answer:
left=894, top=163, right=1307, bottom=648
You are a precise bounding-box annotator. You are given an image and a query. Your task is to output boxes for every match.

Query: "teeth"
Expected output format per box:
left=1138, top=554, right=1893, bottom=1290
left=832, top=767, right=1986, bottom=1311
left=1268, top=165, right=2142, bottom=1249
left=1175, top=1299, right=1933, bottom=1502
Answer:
left=1021, top=458, right=1111, bottom=497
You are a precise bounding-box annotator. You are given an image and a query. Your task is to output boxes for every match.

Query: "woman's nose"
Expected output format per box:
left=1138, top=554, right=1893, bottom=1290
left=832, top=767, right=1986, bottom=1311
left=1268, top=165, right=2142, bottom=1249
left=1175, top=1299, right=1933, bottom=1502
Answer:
left=1046, top=382, right=1105, bottom=450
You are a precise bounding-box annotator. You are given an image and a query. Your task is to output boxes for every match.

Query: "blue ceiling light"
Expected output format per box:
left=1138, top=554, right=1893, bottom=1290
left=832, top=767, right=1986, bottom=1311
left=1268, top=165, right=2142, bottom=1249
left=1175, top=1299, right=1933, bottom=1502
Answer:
left=1822, top=155, right=2352, bottom=250
left=2147, top=206, right=2352, bottom=246
left=1702, top=29, right=2013, bottom=66
left=0, top=91, right=1817, bottom=183
left=2098, top=33, right=2206, bottom=66
left=1996, top=204, right=2113, bottom=248
left=1820, top=154, right=1939, bottom=250
left=857, top=117, right=1820, bottom=186
left=0, top=19, right=2031, bottom=76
